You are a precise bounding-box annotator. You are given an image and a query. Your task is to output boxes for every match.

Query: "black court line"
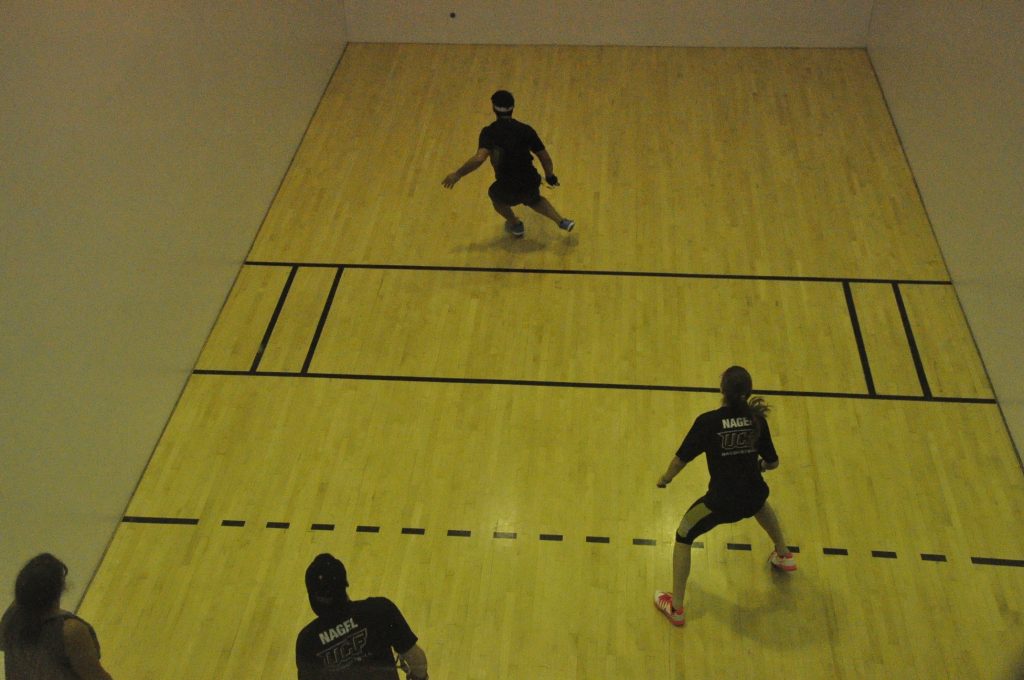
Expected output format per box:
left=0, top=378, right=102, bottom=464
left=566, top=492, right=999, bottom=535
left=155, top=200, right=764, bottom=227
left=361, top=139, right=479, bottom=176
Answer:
left=303, top=267, right=343, bottom=374
left=893, top=283, right=933, bottom=399
left=251, top=265, right=297, bottom=373
left=191, top=369, right=996, bottom=404
left=843, top=281, right=876, bottom=396
left=122, top=516, right=199, bottom=525
left=245, top=260, right=953, bottom=287
left=971, top=557, right=1024, bottom=568
left=788, top=546, right=801, bottom=554
left=117, top=518, right=1023, bottom=569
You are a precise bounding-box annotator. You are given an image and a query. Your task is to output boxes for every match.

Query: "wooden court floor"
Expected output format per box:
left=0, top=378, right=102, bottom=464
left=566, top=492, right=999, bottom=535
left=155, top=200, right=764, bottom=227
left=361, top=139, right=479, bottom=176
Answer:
left=78, top=45, right=1023, bottom=679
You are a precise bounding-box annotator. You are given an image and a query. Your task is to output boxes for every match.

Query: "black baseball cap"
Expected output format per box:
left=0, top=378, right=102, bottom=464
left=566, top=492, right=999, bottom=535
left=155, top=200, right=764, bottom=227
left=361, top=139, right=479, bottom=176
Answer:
left=305, top=553, right=348, bottom=613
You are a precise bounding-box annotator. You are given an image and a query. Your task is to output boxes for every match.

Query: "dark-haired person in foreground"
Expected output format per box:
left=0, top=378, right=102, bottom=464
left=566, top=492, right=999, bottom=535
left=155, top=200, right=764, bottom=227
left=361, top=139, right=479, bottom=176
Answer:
left=296, top=554, right=428, bottom=680
left=653, top=366, right=797, bottom=626
left=0, top=553, right=115, bottom=679
left=442, top=89, right=575, bottom=238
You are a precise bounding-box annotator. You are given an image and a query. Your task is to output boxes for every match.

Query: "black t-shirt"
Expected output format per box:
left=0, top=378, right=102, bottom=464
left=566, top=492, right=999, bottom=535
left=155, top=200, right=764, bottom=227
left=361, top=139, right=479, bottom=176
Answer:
left=295, top=597, right=417, bottom=680
left=675, top=406, right=779, bottom=512
left=478, top=118, right=544, bottom=184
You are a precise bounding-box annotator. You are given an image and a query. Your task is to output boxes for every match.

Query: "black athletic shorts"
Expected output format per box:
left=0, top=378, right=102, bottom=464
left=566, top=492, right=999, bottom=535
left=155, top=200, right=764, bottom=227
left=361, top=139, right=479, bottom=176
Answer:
left=488, top=176, right=542, bottom=207
left=676, top=490, right=768, bottom=545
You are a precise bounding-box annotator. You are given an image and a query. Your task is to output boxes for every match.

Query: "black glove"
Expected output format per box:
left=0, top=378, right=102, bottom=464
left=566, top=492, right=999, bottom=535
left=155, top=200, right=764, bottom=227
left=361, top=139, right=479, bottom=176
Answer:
left=546, top=174, right=559, bottom=186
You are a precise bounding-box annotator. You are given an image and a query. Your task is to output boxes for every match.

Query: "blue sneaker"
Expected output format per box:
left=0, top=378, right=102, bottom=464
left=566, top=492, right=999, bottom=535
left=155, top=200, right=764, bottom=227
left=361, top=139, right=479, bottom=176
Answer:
left=558, top=219, right=575, bottom=232
left=505, top=220, right=525, bottom=238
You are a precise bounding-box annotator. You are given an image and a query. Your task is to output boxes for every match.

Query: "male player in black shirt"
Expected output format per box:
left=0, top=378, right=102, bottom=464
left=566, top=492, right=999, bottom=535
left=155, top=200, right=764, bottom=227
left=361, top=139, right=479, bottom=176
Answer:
left=653, top=366, right=796, bottom=626
left=442, top=90, right=575, bottom=238
left=295, top=554, right=428, bottom=679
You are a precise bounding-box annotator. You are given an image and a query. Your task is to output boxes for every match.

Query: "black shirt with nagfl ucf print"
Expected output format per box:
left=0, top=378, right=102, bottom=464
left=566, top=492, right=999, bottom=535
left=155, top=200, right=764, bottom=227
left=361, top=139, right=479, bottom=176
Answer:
left=478, top=118, right=545, bottom=184
left=295, top=597, right=417, bottom=680
left=675, top=406, right=779, bottom=512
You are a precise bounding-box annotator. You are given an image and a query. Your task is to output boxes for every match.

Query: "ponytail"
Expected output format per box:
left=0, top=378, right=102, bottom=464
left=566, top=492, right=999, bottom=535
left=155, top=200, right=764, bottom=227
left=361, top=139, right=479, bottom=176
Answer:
left=720, top=366, right=770, bottom=439
left=3, top=553, right=67, bottom=647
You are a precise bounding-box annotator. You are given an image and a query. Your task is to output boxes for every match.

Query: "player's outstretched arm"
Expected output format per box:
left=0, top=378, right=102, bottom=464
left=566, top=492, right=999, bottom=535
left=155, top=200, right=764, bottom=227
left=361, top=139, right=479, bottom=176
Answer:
left=443, top=148, right=489, bottom=188
left=657, top=456, right=687, bottom=488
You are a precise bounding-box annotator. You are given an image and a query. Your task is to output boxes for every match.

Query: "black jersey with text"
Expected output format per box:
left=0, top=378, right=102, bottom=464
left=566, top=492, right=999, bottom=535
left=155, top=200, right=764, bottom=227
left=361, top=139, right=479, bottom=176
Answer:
left=675, top=406, right=779, bottom=512
left=478, top=118, right=544, bottom=183
left=295, top=597, right=417, bottom=680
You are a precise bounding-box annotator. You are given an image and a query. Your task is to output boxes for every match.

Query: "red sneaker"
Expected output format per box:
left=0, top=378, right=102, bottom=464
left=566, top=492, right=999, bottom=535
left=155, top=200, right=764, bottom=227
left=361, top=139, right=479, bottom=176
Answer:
left=769, top=550, right=797, bottom=572
left=654, top=591, right=686, bottom=626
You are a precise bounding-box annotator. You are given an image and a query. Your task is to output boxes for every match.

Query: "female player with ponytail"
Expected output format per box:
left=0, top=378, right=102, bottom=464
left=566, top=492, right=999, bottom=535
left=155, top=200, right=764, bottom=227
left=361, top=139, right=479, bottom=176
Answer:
left=1, top=553, right=115, bottom=678
left=653, top=366, right=796, bottom=626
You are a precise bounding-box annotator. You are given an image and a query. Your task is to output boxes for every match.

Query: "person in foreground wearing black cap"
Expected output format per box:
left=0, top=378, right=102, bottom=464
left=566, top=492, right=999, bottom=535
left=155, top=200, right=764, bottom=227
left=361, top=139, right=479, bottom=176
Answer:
left=442, top=89, right=576, bottom=238
left=295, top=554, right=428, bottom=680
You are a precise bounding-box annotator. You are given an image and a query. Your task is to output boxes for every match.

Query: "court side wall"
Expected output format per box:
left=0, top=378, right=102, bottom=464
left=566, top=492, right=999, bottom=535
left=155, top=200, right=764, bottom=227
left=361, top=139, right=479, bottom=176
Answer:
left=867, top=1, right=1024, bottom=456
left=0, top=2, right=347, bottom=609
left=343, top=0, right=872, bottom=47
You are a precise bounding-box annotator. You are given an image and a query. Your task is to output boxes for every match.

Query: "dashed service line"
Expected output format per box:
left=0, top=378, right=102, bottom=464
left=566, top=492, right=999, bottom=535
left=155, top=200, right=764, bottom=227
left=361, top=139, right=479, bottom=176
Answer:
left=971, top=556, right=1024, bottom=568
left=119, top=516, right=1024, bottom=568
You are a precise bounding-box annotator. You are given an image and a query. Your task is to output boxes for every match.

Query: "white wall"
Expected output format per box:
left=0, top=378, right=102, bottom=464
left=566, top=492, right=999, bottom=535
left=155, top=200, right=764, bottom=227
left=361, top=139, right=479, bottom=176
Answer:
left=868, top=1, right=1024, bottom=457
left=0, top=1, right=348, bottom=608
left=345, top=0, right=873, bottom=47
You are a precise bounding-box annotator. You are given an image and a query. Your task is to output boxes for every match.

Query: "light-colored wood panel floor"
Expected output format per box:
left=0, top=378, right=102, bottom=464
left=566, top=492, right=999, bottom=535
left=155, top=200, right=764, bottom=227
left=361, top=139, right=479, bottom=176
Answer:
left=901, top=283, right=994, bottom=399
left=127, top=375, right=1024, bottom=558
left=199, top=265, right=990, bottom=403
left=79, top=519, right=1023, bottom=679
left=311, top=269, right=864, bottom=393
left=72, top=44, right=1024, bottom=680
left=261, top=267, right=338, bottom=372
left=851, top=282, right=922, bottom=396
left=196, top=265, right=291, bottom=371
left=248, top=44, right=946, bottom=281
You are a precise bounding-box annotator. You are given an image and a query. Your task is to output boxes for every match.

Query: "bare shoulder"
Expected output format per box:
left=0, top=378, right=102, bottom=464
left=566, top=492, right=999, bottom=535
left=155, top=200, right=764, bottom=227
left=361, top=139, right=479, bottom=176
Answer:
left=63, top=617, right=95, bottom=648
left=63, top=615, right=113, bottom=680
